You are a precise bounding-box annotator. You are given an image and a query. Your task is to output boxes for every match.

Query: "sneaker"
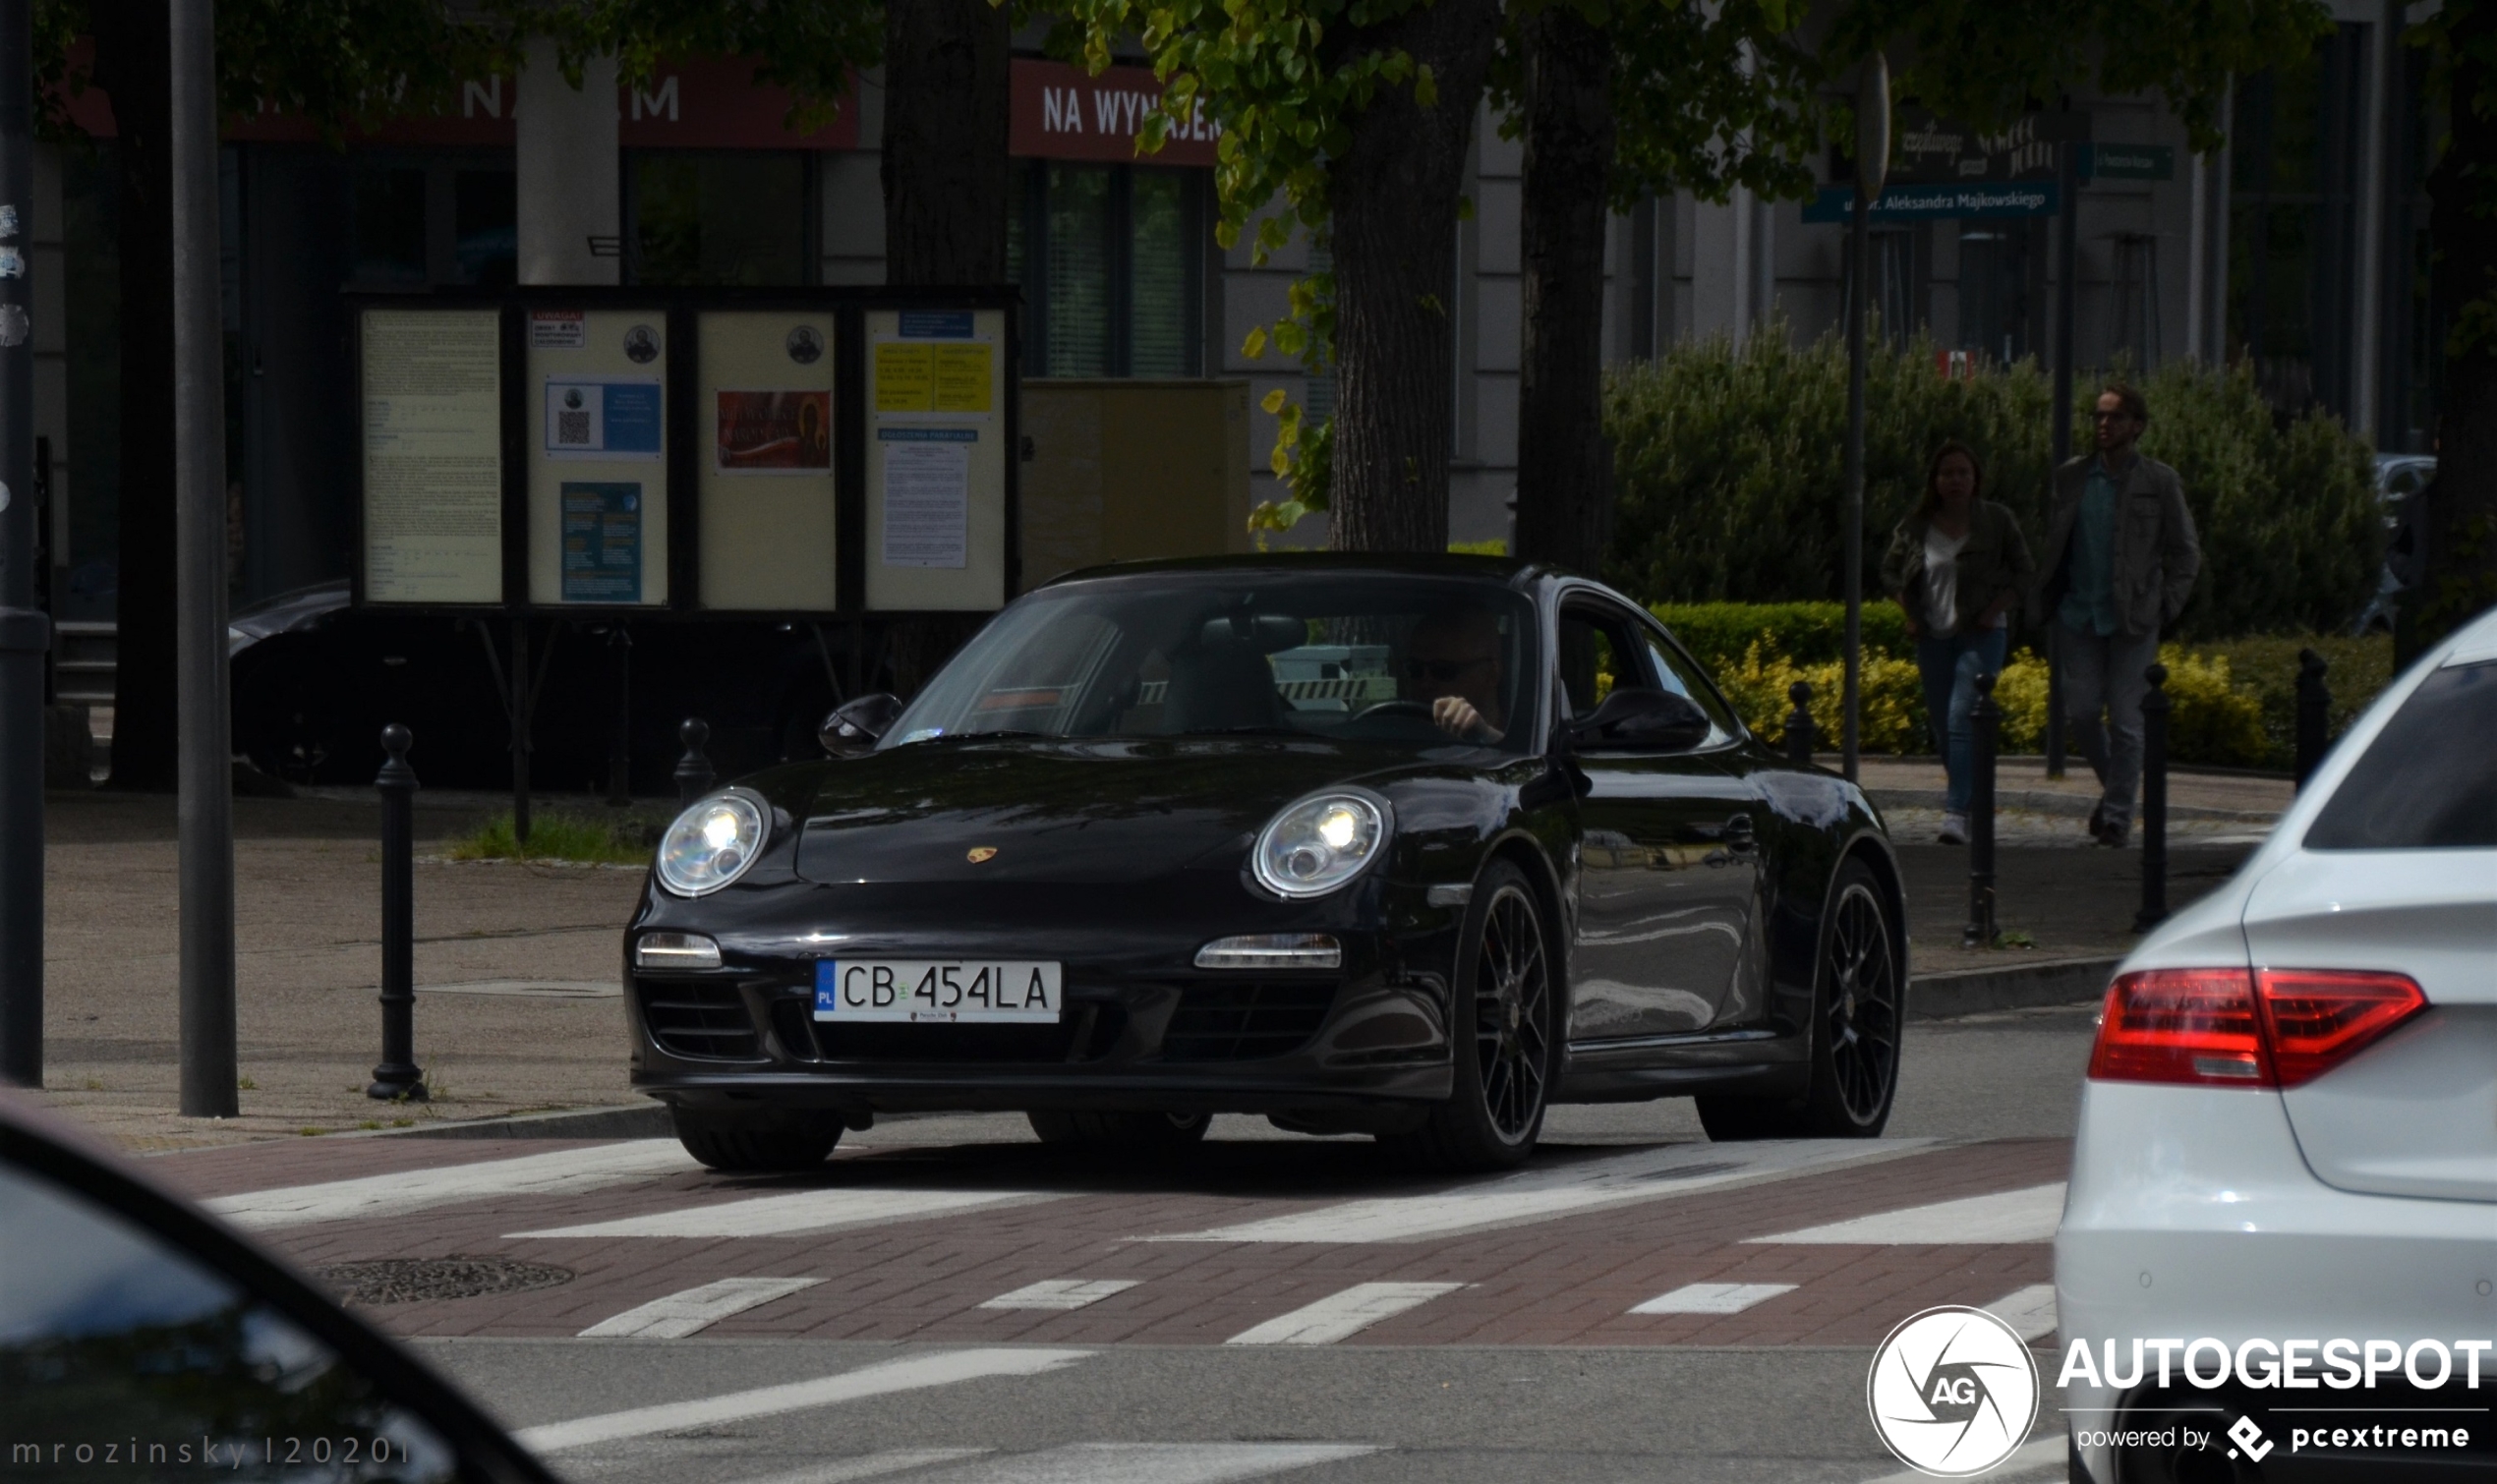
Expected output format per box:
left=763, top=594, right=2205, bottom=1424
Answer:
left=2095, top=818, right=2128, bottom=848
left=1938, top=812, right=1969, bottom=845
left=2086, top=801, right=2106, bottom=839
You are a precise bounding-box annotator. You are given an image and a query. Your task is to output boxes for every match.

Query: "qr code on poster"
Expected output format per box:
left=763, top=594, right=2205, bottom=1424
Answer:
left=556, top=409, right=592, bottom=446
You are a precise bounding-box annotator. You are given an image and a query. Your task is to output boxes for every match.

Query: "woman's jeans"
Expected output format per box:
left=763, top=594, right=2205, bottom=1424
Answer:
left=1915, top=628, right=2009, bottom=816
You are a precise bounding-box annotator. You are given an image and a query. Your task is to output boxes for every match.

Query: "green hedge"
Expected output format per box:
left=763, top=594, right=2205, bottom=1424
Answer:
left=1653, top=600, right=1908, bottom=671
left=1603, top=329, right=2385, bottom=640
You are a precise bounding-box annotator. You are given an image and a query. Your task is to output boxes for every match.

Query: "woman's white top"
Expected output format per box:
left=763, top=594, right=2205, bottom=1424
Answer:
left=1923, top=525, right=1968, bottom=636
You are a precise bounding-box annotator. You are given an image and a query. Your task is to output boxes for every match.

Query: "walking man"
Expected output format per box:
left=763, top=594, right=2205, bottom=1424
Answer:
left=2037, top=383, right=2201, bottom=847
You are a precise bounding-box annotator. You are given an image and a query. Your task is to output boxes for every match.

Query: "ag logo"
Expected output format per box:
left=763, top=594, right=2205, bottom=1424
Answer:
left=1867, top=1305, right=2040, bottom=1476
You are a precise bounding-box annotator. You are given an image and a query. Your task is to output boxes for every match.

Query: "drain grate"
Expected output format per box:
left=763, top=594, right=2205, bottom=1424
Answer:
left=319, top=1257, right=575, bottom=1306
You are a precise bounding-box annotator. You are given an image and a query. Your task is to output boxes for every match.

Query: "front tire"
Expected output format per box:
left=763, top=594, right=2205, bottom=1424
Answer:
left=1385, top=862, right=1554, bottom=1172
left=1698, top=857, right=1902, bottom=1141
left=671, top=1109, right=842, bottom=1172
left=1027, top=1110, right=1212, bottom=1151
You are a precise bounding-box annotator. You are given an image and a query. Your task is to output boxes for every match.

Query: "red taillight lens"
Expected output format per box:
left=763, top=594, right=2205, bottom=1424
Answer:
left=2088, top=968, right=2427, bottom=1088
left=2090, top=970, right=2273, bottom=1085
left=2254, top=969, right=2427, bottom=1087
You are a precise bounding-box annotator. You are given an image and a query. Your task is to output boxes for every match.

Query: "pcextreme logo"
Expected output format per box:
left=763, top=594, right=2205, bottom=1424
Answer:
left=1867, top=1305, right=2043, bottom=1476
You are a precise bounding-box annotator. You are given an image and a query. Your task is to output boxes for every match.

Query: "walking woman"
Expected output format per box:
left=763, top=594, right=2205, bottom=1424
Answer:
left=1882, top=441, right=2035, bottom=844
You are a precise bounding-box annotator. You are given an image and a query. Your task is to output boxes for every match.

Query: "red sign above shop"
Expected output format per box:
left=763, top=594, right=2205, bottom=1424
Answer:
left=1010, top=59, right=1220, bottom=167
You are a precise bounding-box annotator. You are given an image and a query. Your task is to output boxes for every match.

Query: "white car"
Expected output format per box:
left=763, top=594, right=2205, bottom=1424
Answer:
left=2058, top=607, right=2497, bottom=1483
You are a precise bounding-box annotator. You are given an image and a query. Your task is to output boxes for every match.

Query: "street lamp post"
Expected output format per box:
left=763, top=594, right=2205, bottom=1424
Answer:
left=1841, top=54, right=1888, bottom=784
left=173, top=0, right=237, bottom=1117
left=0, top=0, right=45, bottom=1089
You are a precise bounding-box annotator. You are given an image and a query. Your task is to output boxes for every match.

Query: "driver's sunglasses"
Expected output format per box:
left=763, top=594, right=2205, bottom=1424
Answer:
left=1405, top=656, right=1493, bottom=682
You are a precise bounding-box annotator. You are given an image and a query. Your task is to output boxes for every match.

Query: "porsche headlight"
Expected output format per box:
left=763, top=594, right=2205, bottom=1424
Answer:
left=1252, top=791, right=1389, bottom=898
left=656, top=791, right=768, bottom=896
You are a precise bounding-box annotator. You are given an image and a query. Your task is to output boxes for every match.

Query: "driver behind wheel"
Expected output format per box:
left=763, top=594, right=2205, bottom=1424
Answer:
left=1403, top=608, right=1508, bottom=743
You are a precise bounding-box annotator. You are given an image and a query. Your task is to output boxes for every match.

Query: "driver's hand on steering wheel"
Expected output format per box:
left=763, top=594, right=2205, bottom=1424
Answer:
left=1432, top=696, right=1503, bottom=743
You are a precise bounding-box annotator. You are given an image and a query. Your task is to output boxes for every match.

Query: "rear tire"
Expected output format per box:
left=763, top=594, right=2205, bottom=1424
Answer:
left=1698, top=857, right=1902, bottom=1141
left=1027, top=1110, right=1212, bottom=1150
left=1383, top=862, right=1554, bottom=1172
left=671, top=1110, right=841, bottom=1172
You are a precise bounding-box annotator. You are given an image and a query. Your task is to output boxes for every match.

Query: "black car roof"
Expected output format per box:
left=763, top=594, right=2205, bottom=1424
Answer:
left=1040, top=550, right=1561, bottom=592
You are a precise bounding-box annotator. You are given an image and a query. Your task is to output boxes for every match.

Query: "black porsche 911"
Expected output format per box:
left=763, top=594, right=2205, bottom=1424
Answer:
left=626, top=554, right=1907, bottom=1172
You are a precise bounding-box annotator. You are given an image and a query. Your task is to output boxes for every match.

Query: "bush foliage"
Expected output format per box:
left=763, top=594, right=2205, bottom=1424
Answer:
left=1604, top=329, right=2384, bottom=640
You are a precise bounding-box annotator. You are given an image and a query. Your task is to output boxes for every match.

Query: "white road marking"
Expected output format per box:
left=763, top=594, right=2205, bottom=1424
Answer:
left=1746, top=1182, right=2066, bottom=1245
left=1224, top=1283, right=1467, bottom=1345
left=1145, top=1138, right=1937, bottom=1244
left=1857, top=1436, right=2066, bottom=1483
left=577, top=1277, right=825, bottom=1338
left=912, top=1443, right=1382, bottom=1484
left=1628, top=1282, right=1797, bottom=1315
left=717, top=1450, right=995, bottom=1484
left=1986, top=1283, right=2060, bottom=1341
left=980, top=1280, right=1138, bottom=1311
left=206, top=1141, right=700, bottom=1229
left=509, top=1187, right=1059, bottom=1239
left=513, top=1348, right=1094, bottom=1453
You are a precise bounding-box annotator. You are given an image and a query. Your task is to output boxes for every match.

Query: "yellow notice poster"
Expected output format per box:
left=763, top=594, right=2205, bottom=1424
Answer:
left=931, top=343, right=994, bottom=414
left=875, top=342, right=935, bottom=413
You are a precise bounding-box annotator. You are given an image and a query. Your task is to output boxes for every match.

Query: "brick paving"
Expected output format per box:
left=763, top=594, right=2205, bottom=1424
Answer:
left=146, top=1129, right=2069, bottom=1353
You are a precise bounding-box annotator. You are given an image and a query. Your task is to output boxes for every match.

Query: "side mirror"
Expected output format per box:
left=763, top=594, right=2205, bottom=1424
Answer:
left=1567, top=687, right=1712, bottom=754
left=819, top=693, right=902, bottom=757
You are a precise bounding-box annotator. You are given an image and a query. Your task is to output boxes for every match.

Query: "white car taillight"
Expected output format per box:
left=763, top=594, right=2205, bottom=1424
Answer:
left=2087, top=968, right=2426, bottom=1088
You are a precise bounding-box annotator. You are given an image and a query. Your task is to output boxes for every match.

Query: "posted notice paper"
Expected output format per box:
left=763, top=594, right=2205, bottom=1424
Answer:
left=880, top=428, right=972, bottom=569
left=363, top=309, right=501, bottom=604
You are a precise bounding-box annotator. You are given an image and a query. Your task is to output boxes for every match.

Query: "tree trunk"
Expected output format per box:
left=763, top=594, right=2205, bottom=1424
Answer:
left=1325, top=0, right=1501, bottom=553
left=90, top=0, right=178, bottom=790
left=1510, top=5, right=1616, bottom=577
left=2419, top=0, right=2497, bottom=648
left=878, top=0, right=1010, bottom=695
left=881, top=0, right=1010, bottom=285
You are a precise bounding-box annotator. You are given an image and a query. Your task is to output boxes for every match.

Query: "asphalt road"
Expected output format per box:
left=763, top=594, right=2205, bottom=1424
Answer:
left=149, top=1001, right=2103, bottom=1484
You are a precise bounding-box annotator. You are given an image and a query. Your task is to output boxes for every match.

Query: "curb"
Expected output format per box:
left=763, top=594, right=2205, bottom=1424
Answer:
left=1867, top=787, right=2278, bottom=825
left=374, top=1104, right=673, bottom=1141
left=1909, top=955, right=2120, bottom=1020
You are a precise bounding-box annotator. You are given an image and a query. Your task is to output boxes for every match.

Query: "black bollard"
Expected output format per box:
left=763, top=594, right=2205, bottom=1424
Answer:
left=2294, top=648, right=2331, bottom=791
left=674, top=717, right=717, bottom=804
left=1962, top=671, right=2000, bottom=948
left=1784, top=680, right=1817, bottom=766
left=2133, top=663, right=2171, bottom=933
left=368, top=724, right=427, bottom=1102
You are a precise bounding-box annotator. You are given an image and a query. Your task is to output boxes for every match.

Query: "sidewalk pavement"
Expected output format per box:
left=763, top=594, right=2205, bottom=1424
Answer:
left=24, top=762, right=2280, bottom=1153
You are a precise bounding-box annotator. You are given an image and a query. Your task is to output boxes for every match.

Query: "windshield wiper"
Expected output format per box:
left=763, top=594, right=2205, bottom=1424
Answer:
left=1172, top=725, right=1306, bottom=737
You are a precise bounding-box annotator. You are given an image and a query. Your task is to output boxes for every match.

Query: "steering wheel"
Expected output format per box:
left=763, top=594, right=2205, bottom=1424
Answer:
left=1352, top=699, right=1435, bottom=723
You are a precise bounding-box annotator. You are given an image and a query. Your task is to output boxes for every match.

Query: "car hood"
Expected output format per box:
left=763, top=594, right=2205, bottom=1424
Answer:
left=781, top=737, right=1443, bottom=886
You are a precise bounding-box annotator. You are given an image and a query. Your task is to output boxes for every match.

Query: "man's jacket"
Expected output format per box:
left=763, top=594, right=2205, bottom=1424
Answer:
left=2033, top=452, right=2202, bottom=638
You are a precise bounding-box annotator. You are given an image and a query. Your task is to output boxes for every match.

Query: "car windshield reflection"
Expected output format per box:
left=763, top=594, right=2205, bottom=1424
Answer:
left=883, top=573, right=1540, bottom=753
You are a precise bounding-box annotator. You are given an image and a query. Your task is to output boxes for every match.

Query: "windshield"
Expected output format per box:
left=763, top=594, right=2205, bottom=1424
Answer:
left=884, top=572, right=1540, bottom=753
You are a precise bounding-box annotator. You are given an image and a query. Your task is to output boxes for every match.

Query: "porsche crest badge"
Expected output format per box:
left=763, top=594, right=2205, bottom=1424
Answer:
left=965, top=847, right=999, bottom=864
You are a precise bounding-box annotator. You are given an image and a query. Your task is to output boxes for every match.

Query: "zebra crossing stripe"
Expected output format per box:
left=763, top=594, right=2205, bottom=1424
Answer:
left=1746, top=1182, right=2066, bottom=1244
left=205, top=1141, right=700, bottom=1229
left=1224, top=1283, right=1467, bottom=1345
left=577, top=1277, right=824, bottom=1338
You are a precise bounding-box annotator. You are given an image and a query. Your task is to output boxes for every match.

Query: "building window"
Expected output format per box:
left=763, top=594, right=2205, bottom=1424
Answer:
left=2229, top=23, right=2366, bottom=419
left=626, top=151, right=812, bottom=287
left=344, top=153, right=516, bottom=289
left=2379, top=40, right=2440, bottom=453
left=1008, top=160, right=1206, bottom=376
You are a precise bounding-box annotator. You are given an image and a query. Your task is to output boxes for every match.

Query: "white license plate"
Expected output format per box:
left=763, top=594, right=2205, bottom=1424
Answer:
left=813, top=959, right=1063, bottom=1023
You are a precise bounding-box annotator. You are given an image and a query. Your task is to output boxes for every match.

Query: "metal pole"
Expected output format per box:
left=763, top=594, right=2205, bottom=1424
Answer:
left=173, top=0, right=235, bottom=1117
left=368, top=724, right=426, bottom=1102
left=2294, top=648, right=2330, bottom=790
left=1783, top=679, right=1816, bottom=766
left=0, top=0, right=45, bottom=1091
left=509, top=617, right=531, bottom=845
left=2046, top=133, right=2081, bottom=782
left=1842, top=192, right=1867, bottom=784
left=1962, top=671, right=2000, bottom=948
left=2133, top=662, right=2171, bottom=933
left=674, top=717, right=716, bottom=804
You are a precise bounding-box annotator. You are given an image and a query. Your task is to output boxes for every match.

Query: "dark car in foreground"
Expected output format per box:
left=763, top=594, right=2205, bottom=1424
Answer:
left=626, top=555, right=1908, bottom=1172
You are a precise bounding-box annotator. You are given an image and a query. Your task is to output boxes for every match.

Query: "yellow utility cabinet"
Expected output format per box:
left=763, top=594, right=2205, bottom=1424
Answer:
left=1018, top=379, right=1253, bottom=591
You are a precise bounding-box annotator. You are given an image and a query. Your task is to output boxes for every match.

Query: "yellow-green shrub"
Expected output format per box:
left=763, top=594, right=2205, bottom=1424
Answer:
left=1715, top=642, right=1929, bottom=755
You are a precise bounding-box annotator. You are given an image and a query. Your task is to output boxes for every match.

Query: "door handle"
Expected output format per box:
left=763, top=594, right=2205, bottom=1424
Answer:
left=1722, top=814, right=1758, bottom=852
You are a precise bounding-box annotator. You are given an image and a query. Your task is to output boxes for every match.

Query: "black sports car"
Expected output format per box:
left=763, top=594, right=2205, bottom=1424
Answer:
left=626, top=554, right=1907, bottom=1172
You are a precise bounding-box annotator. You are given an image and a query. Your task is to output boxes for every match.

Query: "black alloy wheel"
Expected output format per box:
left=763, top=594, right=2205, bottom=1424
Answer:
left=1027, top=1110, right=1212, bottom=1151
left=1698, top=857, right=1902, bottom=1140
left=1387, top=861, right=1553, bottom=1171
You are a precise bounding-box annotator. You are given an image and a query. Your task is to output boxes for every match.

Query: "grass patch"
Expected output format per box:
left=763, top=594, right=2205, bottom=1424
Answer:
left=447, top=810, right=657, bottom=866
